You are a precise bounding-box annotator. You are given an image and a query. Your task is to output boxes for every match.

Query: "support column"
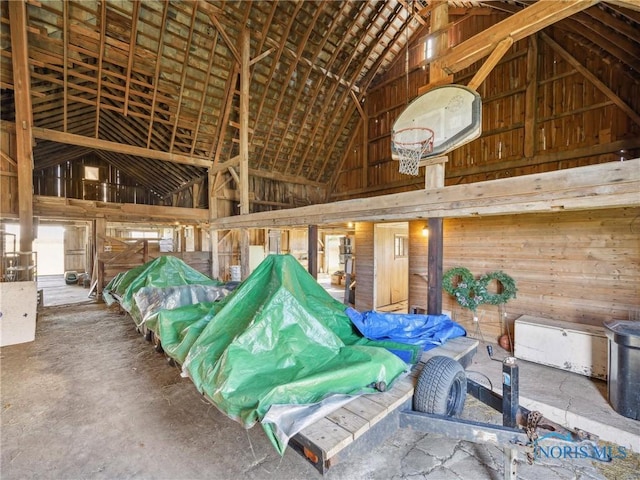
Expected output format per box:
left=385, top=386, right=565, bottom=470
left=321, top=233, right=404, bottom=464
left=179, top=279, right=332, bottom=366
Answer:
left=239, top=29, right=250, bottom=279
left=208, top=169, right=220, bottom=279
left=425, top=1, right=449, bottom=315
left=95, top=217, right=106, bottom=299
left=9, top=0, right=34, bottom=258
left=308, top=224, right=318, bottom=279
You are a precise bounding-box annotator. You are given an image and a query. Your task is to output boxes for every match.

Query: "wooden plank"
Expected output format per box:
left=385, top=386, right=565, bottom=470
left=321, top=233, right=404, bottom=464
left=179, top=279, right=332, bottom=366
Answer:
left=297, top=417, right=354, bottom=459
left=326, top=408, right=370, bottom=441
left=342, top=396, right=389, bottom=428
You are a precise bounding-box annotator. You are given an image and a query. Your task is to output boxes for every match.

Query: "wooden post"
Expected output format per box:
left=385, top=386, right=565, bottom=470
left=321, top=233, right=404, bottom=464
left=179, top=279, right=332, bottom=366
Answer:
left=208, top=169, right=219, bottom=279
left=426, top=1, right=449, bottom=316
left=95, top=217, right=106, bottom=299
left=9, top=0, right=34, bottom=257
left=308, top=224, right=318, bottom=279
left=239, top=28, right=250, bottom=279
left=427, top=217, right=443, bottom=315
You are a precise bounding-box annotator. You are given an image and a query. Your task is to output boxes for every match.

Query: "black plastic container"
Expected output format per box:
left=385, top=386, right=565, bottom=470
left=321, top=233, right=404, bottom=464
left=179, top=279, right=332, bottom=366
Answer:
left=604, top=320, right=640, bottom=420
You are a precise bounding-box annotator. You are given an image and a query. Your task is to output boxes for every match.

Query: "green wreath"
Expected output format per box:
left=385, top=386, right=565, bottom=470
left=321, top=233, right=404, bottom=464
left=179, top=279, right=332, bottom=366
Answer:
left=442, top=267, right=483, bottom=312
left=443, top=267, right=517, bottom=312
left=478, top=271, right=517, bottom=306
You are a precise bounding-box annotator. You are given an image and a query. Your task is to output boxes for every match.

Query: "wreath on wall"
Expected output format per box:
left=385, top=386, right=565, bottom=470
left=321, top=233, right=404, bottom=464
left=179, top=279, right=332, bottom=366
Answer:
left=443, top=267, right=517, bottom=312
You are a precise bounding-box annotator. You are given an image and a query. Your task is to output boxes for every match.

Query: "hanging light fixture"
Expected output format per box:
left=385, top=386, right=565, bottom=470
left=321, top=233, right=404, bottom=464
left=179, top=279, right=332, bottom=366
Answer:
left=422, top=224, right=429, bottom=237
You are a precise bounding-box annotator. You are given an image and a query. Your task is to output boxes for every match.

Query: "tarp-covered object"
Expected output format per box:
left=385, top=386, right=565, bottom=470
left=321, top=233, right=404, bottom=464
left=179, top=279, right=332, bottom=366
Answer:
left=155, top=301, right=226, bottom=365
left=346, top=307, right=466, bottom=351
left=102, top=256, right=219, bottom=325
left=135, top=284, right=229, bottom=333
left=183, top=254, right=407, bottom=454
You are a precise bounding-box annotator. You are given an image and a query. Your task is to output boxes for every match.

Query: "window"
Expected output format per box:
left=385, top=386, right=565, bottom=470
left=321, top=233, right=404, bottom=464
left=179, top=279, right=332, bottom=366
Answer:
left=424, top=37, right=433, bottom=60
left=394, top=234, right=408, bottom=258
left=84, top=166, right=100, bottom=181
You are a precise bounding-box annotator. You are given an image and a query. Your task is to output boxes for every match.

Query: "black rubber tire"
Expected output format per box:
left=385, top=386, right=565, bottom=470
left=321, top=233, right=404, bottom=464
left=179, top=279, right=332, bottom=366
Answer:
left=413, top=355, right=467, bottom=416
left=151, top=332, right=163, bottom=353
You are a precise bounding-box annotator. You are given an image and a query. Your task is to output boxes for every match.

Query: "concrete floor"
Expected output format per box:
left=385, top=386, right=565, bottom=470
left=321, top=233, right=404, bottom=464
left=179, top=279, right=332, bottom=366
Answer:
left=2, top=302, right=639, bottom=479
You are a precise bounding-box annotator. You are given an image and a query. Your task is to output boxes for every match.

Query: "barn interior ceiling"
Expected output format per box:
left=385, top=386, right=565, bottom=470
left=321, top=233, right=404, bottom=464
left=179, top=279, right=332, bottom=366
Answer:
left=0, top=1, right=638, bottom=203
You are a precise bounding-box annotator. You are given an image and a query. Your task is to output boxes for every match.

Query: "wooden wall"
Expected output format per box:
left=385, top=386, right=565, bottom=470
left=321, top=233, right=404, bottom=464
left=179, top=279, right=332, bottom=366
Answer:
left=34, top=153, right=162, bottom=206
left=408, top=220, right=429, bottom=312
left=332, top=13, right=640, bottom=198
left=437, top=207, right=640, bottom=341
left=354, top=222, right=374, bottom=311
left=0, top=129, right=18, bottom=217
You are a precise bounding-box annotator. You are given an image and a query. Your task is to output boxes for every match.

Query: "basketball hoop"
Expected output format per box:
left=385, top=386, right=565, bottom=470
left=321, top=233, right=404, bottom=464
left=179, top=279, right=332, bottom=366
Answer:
left=392, top=127, right=435, bottom=176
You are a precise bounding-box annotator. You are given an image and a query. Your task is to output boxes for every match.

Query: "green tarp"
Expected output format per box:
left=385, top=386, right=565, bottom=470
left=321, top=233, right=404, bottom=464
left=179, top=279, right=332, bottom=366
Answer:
left=183, top=254, right=409, bottom=454
left=155, top=301, right=226, bottom=365
left=102, top=256, right=220, bottom=326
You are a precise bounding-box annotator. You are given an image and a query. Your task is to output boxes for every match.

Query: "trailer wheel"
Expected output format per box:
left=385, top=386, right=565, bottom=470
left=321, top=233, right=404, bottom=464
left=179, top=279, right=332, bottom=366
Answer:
left=414, top=356, right=466, bottom=416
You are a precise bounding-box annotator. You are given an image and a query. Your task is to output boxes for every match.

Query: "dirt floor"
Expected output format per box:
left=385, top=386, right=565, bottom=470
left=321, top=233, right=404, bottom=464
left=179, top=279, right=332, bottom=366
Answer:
left=1, top=303, right=638, bottom=479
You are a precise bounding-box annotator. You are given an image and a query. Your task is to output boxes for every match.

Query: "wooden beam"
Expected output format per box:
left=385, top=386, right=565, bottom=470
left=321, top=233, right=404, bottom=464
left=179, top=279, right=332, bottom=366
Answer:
left=123, top=0, right=140, bottom=116
left=227, top=166, right=240, bottom=185
left=95, top=0, right=107, bottom=138
left=169, top=4, right=198, bottom=152
left=146, top=1, right=169, bottom=148
left=467, top=36, right=514, bottom=91
left=211, top=65, right=239, bottom=164
left=0, top=151, right=17, bottom=167
left=249, top=47, right=274, bottom=66
left=63, top=0, right=68, bottom=131
left=33, top=196, right=210, bottom=223
left=9, top=0, right=34, bottom=254
left=31, top=127, right=211, bottom=168
left=204, top=10, right=241, bottom=64
left=350, top=90, right=365, bottom=119
left=210, top=159, right=640, bottom=229
left=437, top=0, right=599, bottom=74
left=540, top=32, right=640, bottom=127
left=210, top=156, right=240, bottom=174
left=209, top=170, right=220, bottom=279
left=240, top=29, right=250, bottom=280
left=240, top=29, right=250, bottom=216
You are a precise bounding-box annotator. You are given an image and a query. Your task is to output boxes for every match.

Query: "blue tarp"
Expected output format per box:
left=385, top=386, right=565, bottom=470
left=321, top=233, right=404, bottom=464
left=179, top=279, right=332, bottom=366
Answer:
left=345, top=307, right=466, bottom=352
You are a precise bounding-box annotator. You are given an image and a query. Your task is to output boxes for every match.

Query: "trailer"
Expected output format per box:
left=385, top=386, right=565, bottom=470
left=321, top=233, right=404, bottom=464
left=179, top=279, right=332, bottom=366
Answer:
left=290, top=337, right=600, bottom=478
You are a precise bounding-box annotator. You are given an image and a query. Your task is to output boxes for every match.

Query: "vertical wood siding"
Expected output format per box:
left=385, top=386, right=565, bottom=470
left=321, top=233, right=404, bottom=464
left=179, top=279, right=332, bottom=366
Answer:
left=439, top=207, right=640, bottom=341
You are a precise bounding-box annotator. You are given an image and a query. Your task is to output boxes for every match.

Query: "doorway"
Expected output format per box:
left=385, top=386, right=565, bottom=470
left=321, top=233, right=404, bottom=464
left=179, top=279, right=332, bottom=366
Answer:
left=374, top=222, right=409, bottom=312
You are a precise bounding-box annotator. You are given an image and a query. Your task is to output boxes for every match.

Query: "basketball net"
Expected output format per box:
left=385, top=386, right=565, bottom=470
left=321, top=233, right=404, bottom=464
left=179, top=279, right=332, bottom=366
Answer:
left=392, top=128, right=434, bottom=176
